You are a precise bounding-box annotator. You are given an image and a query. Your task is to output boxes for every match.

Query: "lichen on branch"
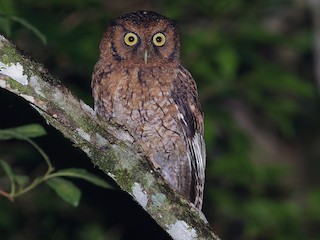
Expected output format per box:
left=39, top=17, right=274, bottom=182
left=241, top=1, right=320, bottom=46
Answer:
left=0, top=35, right=220, bottom=240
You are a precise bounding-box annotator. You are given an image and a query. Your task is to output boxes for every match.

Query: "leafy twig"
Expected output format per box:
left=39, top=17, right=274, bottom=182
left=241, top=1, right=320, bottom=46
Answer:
left=0, top=124, right=111, bottom=206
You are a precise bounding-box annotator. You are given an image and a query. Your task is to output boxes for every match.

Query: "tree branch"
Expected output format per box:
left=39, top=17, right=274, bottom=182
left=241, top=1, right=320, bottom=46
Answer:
left=0, top=35, right=220, bottom=240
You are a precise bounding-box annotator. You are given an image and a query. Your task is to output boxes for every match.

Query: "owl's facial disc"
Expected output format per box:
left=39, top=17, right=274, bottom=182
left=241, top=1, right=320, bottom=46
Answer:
left=122, top=30, right=168, bottom=64
left=144, top=32, right=166, bottom=64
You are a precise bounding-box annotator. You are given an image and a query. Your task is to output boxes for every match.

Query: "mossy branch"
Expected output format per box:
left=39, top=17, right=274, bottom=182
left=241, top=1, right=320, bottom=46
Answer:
left=0, top=35, right=220, bottom=240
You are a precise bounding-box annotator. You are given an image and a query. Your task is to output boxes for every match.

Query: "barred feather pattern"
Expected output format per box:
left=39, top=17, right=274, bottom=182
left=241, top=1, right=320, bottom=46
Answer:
left=91, top=11, right=206, bottom=209
left=173, top=66, right=206, bottom=209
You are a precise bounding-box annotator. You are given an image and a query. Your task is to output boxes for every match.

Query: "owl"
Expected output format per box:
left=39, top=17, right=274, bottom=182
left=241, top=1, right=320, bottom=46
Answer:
left=92, top=11, right=206, bottom=209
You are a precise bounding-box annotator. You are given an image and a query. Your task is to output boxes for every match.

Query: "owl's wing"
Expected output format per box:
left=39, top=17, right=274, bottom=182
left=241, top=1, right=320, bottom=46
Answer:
left=171, top=65, right=206, bottom=209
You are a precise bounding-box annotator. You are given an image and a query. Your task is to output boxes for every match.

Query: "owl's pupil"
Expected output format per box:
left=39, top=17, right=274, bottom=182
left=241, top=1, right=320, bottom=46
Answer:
left=128, top=36, right=135, bottom=42
left=156, top=36, right=162, bottom=42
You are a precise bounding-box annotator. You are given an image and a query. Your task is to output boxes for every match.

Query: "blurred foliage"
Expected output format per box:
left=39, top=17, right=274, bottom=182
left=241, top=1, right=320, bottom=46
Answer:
left=1, top=0, right=320, bottom=239
left=0, top=124, right=112, bottom=206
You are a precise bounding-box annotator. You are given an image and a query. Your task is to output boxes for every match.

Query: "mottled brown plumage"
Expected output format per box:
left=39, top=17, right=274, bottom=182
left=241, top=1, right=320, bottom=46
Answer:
left=92, top=11, right=206, bottom=209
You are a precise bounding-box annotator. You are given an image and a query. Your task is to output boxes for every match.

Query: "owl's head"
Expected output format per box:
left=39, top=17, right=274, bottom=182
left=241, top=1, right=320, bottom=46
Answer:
left=100, top=11, right=180, bottom=66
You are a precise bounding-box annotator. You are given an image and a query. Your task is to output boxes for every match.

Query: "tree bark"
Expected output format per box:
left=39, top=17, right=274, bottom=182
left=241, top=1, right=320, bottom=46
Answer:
left=0, top=35, right=220, bottom=240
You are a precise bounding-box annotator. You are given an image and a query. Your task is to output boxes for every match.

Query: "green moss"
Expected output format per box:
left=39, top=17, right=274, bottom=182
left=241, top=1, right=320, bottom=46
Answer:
left=115, top=169, right=135, bottom=192
left=151, top=193, right=167, bottom=207
left=5, top=77, right=32, bottom=95
left=89, top=145, right=116, bottom=170
left=0, top=38, right=44, bottom=82
left=0, top=40, right=22, bottom=65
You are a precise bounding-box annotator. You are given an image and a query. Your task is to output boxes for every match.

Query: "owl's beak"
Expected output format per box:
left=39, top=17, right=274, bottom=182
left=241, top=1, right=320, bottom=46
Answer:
left=144, top=50, right=148, bottom=64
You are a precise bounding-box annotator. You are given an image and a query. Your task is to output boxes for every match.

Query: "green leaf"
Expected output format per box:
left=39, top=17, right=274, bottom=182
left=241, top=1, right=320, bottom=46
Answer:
left=13, top=175, right=30, bottom=190
left=0, top=0, right=16, bottom=15
left=0, top=0, right=15, bottom=36
left=46, top=177, right=81, bottom=207
left=0, top=124, right=46, bottom=140
left=0, top=159, right=15, bottom=194
left=52, top=168, right=113, bottom=189
left=0, top=159, right=14, bottom=183
left=0, top=16, right=11, bottom=36
left=10, top=16, right=47, bottom=45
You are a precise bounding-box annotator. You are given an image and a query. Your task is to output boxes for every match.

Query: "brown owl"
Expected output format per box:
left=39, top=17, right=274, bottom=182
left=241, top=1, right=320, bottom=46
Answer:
left=92, top=11, right=206, bottom=209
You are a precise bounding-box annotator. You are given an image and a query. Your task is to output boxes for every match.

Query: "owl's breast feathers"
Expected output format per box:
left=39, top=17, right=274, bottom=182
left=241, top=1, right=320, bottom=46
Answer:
left=92, top=62, right=205, bottom=209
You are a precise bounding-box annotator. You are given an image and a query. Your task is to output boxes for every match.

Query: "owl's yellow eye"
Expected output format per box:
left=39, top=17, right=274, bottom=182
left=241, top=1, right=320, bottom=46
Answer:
left=124, top=32, right=138, bottom=46
left=153, top=33, right=166, bottom=47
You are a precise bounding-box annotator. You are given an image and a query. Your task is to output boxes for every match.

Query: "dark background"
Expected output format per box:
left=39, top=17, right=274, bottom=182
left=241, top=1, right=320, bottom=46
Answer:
left=1, top=0, right=320, bottom=239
